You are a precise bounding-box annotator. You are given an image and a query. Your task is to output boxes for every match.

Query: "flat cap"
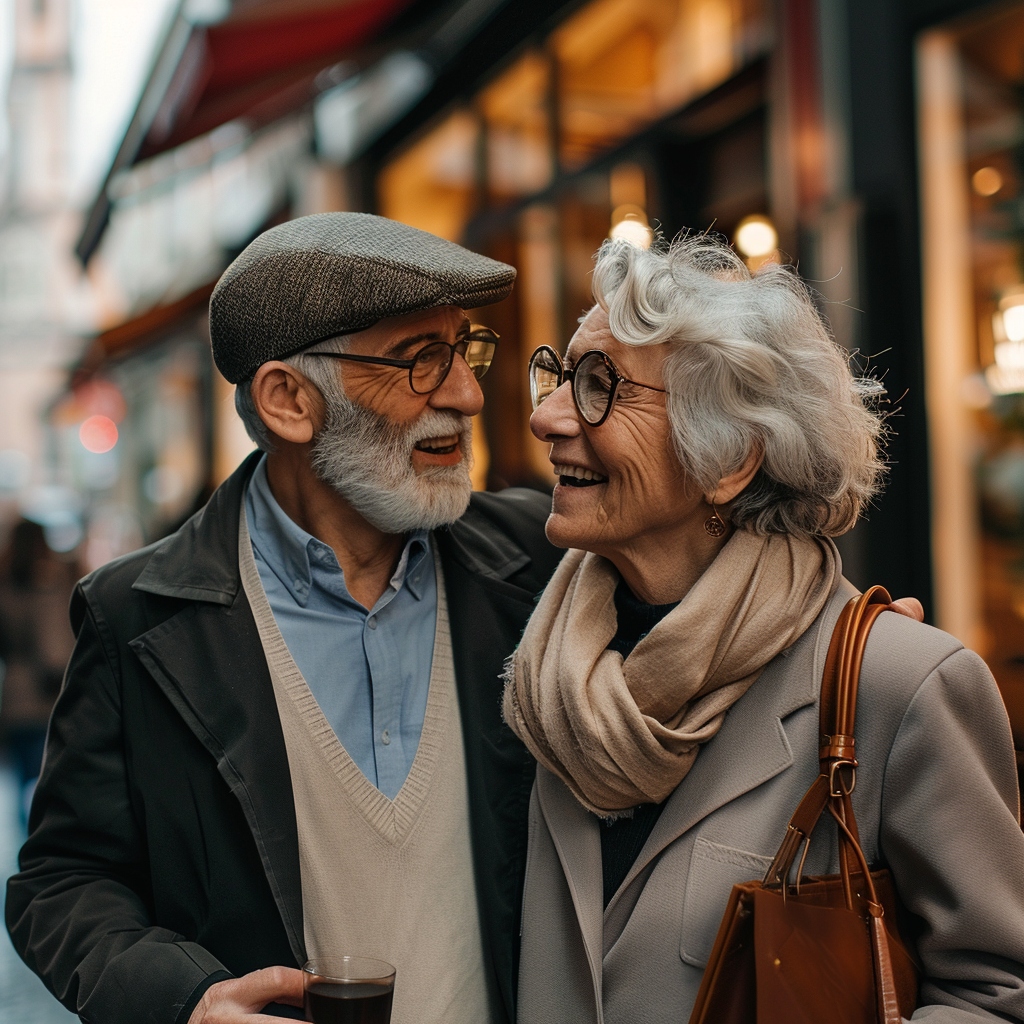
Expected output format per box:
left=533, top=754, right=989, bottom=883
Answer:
left=210, top=212, right=516, bottom=383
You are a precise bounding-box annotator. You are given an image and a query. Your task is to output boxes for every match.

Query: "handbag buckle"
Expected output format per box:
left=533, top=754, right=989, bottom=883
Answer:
left=828, top=758, right=857, bottom=797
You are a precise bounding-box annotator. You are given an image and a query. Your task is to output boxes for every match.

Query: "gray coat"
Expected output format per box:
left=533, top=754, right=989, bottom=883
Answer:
left=517, top=579, right=1024, bottom=1024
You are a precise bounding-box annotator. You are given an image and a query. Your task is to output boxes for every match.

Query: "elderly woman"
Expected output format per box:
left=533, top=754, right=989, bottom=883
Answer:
left=503, top=234, right=1024, bottom=1024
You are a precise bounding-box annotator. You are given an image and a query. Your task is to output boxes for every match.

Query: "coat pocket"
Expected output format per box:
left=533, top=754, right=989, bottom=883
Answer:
left=679, top=837, right=772, bottom=968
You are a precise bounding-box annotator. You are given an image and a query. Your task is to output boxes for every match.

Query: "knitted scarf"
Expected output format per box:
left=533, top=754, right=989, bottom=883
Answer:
left=503, top=530, right=840, bottom=816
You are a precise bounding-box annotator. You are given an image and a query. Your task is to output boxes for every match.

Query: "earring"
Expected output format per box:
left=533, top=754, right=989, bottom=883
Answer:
left=703, top=504, right=727, bottom=538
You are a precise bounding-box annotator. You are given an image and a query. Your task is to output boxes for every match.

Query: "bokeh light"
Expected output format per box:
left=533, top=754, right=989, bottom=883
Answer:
left=972, top=166, right=1003, bottom=197
left=609, top=214, right=653, bottom=248
left=734, top=215, right=778, bottom=258
left=79, top=414, right=119, bottom=453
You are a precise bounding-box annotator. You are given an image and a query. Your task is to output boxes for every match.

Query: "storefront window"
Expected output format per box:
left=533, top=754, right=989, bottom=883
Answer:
left=917, top=6, right=1024, bottom=742
left=377, top=108, right=480, bottom=242
left=479, top=50, right=554, bottom=202
left=553, top=0, right=765, bottom=171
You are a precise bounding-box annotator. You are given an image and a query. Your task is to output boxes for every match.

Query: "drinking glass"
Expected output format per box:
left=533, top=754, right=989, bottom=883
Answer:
left=302, top=957, right=396, bottom=1024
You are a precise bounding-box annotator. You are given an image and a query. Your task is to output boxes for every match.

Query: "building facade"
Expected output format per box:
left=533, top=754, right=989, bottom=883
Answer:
left=65, top=0, right=1024, bottom=755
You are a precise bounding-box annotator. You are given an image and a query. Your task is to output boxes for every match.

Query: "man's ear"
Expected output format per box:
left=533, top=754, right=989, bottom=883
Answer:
left=709, top=443, right=764, bottom=506
left=250, top=361, right=323, bottom=445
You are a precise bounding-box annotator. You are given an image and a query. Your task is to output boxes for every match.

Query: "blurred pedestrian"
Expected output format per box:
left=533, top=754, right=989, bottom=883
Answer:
left=0, top=519, right=78, bottom=826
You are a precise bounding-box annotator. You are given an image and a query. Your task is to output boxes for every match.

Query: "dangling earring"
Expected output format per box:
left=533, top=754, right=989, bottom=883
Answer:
left=703, top=503, right=727, bottom=538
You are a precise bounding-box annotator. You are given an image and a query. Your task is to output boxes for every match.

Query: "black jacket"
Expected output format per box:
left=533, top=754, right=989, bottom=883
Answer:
left=6, top=454, right=561, bottom=1024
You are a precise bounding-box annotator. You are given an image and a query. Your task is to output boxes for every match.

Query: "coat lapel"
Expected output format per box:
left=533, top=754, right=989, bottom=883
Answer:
left=129, top=594, right=305, bottom=964
left=128, top=453, right=306, bottom=964
left=607, top=580, right=856, bottom=913
left=536, top=766, right=605, bottom=997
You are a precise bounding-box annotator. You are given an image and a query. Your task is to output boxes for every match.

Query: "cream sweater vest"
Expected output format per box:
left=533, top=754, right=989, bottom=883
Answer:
left=238, top=513, right=492, bottom=1024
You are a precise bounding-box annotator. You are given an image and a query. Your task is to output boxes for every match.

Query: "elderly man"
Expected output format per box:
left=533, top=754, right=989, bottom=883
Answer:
left=6, top=214, right=560, bottom=1024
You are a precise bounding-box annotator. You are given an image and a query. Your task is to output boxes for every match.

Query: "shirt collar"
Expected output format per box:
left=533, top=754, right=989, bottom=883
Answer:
left=244, top=455, right=431, bottom=607
left=395, top=532, right=431, bottom=600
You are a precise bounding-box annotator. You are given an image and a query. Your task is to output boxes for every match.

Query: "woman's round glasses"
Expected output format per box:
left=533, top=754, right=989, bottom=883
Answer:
left=307, top=325, right=498, bottom=395
left=528, top=345, right=665, bottom=426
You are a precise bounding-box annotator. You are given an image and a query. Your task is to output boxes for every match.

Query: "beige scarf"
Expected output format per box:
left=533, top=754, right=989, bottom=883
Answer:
left=503, top=530, right=840, bottom=816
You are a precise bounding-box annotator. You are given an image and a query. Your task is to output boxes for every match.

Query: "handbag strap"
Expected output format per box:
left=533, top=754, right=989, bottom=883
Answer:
left=762, top=585, right=891, bottom=890
left=820, top=585, right=891, bottom=773
left=762, top=585, right=904, bottom=1024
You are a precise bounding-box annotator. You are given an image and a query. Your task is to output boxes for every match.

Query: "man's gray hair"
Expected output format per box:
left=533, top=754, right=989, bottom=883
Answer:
left=233, top=335, right=352, bottom=452
left=591, top=234, right=886, bottom=538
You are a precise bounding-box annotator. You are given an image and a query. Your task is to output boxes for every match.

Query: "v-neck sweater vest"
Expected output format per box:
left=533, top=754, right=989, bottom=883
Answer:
left=239, top=512, right=493, bottom=1024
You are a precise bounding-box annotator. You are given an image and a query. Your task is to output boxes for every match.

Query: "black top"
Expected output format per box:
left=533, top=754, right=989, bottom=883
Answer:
left=600, top=581, right=679, bottom=907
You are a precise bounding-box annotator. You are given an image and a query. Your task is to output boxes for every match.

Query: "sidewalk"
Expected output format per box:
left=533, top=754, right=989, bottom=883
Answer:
left=0, top=762, right=77, bottom=1022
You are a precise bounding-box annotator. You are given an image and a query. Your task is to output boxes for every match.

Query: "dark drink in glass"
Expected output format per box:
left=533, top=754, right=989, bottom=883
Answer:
left=302, top=957, right=396, bottom=1024
left=304, top=980, right=393, bottom=1024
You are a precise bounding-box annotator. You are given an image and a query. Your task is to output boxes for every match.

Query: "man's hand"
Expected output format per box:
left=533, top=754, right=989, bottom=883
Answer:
left=889, top=597, right=924, bottom=622
left=188, top=966, right=304, bottom=1023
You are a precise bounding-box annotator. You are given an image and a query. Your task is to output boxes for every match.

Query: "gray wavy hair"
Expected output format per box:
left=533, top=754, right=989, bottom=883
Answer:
left=591, top=234, right=886, bottom=537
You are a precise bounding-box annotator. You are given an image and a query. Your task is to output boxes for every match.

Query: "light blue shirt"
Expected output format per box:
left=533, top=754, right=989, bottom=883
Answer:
left=244, top=457, right=436, bottom=799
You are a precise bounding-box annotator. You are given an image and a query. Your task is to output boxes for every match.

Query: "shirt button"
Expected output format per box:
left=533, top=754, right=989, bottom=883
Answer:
left=367, top=617, right=377, bottom=630
left=381, top=729, right=391, bottom=745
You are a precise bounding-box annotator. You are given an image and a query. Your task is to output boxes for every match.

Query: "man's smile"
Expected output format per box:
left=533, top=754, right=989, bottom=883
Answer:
left=412, top=433, right=464, bottom=467
left=414, top=434, right=460, bottom=455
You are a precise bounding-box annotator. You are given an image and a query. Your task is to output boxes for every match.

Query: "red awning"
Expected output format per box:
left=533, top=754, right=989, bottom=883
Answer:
left=76, top=0, right=418, bottom=263
left=141, top=0, right=413, bottom=160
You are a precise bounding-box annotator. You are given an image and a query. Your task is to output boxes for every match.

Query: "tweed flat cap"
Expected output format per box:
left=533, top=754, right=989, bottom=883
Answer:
left=210, top=212, right=516, bottom=383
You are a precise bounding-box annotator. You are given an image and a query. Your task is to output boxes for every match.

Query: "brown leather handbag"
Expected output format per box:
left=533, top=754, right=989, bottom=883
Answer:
left=689, top=587, right=919, bottom=1024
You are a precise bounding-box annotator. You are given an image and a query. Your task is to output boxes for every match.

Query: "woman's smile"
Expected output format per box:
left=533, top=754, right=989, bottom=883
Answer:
left=552, top=462, right=608, bottom=486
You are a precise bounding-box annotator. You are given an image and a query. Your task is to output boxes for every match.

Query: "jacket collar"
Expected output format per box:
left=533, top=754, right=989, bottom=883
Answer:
left=132, top=452, right=260, bottom=604
left=132, top=450, right=534, bottom=602
left=536, top=578, right=857, bottom=976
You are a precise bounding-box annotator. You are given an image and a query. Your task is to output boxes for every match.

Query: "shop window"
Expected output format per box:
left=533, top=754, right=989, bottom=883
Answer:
left=553, top=0, right=765, bottom=171
left=479, top=50, right=554, bottom=202
left=917, top=7, right=1024, bottom=748
left=377, top=108, right=481, bottom=241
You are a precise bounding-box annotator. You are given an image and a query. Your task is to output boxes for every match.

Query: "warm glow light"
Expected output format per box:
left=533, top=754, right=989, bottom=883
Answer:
left=985, top=364, right=1024, bottom=396
left=79, top=415, right=119, bottom=454
left=609, top=214, right=653, bottom=248
left=1002, top=303, right=1024, bottom=342
left=996, top=340, right=1024, bottom=369
left=972, top=166, right=1003, bottom=197
left=734, top=215, right=778, bottom=258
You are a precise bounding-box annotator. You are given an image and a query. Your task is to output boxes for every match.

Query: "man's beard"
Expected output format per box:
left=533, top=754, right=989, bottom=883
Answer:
left=311, top=389, right=474, bottom=534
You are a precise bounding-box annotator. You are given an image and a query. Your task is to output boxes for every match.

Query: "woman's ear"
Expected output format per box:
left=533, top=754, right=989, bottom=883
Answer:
left=709, top=444, right=764, bottom=506
left=250, top=361, right=323, bottom=446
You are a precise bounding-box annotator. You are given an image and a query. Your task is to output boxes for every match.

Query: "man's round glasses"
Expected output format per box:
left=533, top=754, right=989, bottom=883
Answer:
left=528, top=345, right=666, bottom=427
left=306, top=325, right=498, bottom=395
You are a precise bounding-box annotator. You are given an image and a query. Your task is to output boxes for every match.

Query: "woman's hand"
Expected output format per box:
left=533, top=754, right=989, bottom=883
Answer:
left=889, top=597, right=924, bottom=621
left=188, top=966, right=304, bottom=1023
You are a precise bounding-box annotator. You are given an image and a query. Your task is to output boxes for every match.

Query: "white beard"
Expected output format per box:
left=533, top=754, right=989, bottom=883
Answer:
left=311, top=391, right=474, bottom=534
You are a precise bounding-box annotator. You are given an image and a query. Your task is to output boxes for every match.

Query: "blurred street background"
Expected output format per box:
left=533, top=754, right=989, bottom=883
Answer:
left=1, top=0, right=1024, bottom=1016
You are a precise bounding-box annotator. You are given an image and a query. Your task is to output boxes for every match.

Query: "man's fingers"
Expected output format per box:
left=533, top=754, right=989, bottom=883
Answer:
left=889, top=597, right=924, bottom=622
left=190, top=967, right=306, bottom=1022
left=234, top=966, right=305, bottom=1011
